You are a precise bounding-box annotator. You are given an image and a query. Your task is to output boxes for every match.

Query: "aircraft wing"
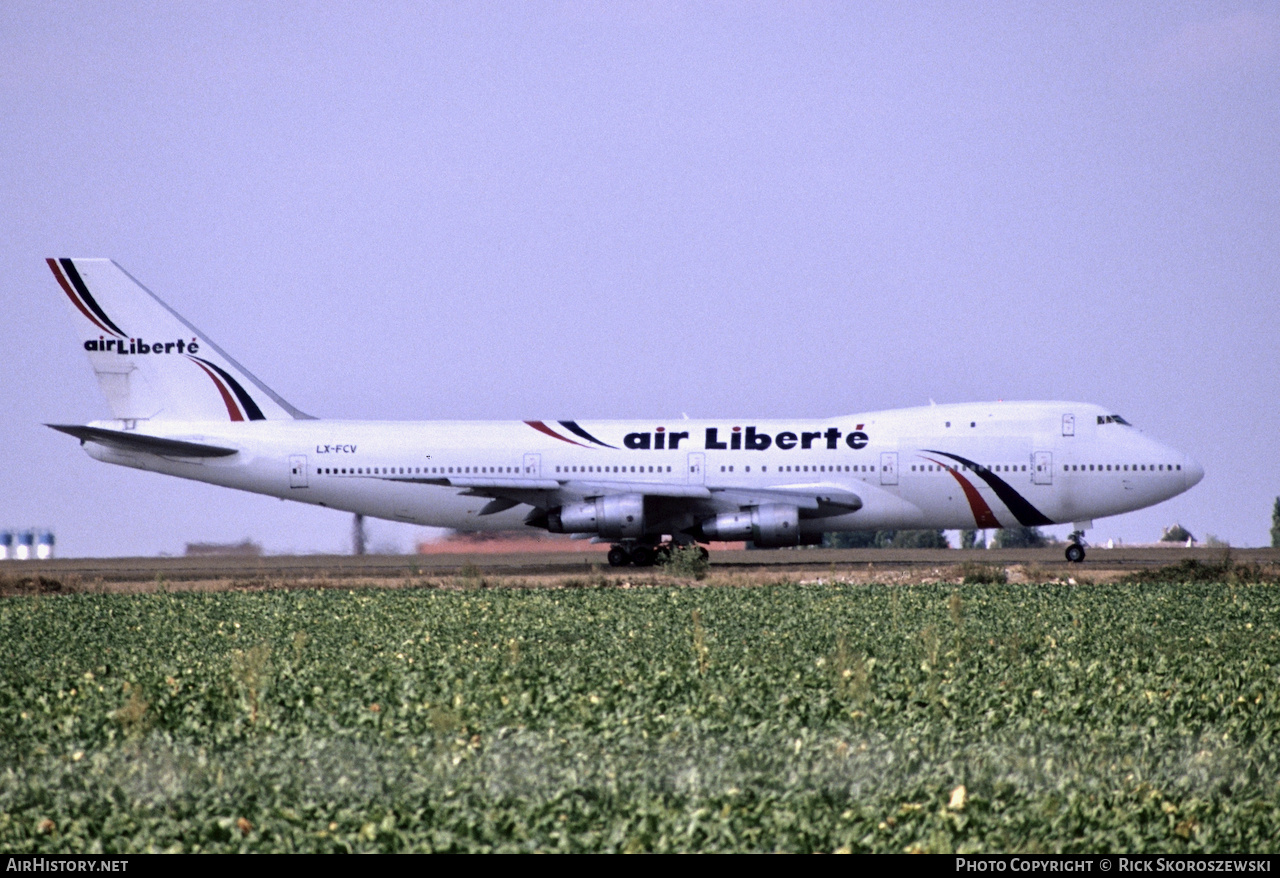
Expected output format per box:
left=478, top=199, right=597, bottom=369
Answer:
left=714, top=484, right=863, bottom=518
left=47, top=424, right=239, bottom=458
left=379, top=472, right=856, bottom=520
left=381, top=474, right=713, bottom=514
left=553, top=480, right=713, bottom=500
left=389, top=475, right=710, bottom=497
left=386, top=475, right=562, bottom=491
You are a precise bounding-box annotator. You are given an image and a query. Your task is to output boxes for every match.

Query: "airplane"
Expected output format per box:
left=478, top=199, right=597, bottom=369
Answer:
left=44, top=258, right=1204, bottom=566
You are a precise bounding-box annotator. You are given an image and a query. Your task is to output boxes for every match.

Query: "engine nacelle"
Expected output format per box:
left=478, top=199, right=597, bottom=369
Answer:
left=699, top=503, right=807, bottom=548
left=548, top=493, right=645, bottom=539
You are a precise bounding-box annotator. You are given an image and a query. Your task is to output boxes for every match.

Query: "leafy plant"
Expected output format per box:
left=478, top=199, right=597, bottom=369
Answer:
left=1122, top=557, right=1280, bottom=585
left=691, top=608, right=710, bottom=675
left=957, top=562, right=1007, bottom=584
left=663, top=544, right=710, bottom=580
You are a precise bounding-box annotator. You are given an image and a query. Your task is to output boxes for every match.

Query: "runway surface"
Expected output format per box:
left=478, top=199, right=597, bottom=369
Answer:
left=3, top=546, right=1276, bottom=585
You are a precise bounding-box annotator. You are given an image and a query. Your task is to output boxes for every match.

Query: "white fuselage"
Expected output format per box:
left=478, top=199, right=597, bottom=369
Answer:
left=80, top=400, right=1202, bottom=541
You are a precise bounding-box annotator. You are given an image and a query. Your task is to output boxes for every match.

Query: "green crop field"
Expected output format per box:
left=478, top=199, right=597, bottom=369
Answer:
left=2, top=573, right=1278, bottom=853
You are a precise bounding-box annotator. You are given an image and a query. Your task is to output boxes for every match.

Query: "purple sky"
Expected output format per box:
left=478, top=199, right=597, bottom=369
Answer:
left=3, top=2, right=1277, bottom=556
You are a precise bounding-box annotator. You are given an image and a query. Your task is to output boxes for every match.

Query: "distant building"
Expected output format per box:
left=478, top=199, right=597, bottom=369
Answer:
left=184, top=539, right=263, bottom=557
left=1160, top=523, right=1196, bottom=544
left=1, top=530, right=54, bottom=560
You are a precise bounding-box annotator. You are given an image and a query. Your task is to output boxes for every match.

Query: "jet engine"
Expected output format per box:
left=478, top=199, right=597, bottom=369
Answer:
left=698, top=503, right=819, bottom=548
left=547, top=493, right=645, bottom=539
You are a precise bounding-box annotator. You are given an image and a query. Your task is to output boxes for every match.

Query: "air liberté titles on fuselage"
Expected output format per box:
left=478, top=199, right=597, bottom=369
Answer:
left=626, top=426, right=868, bottom=451
left=312, top=425, right=869, bottom=457
left=309, top=427, right=870, bottom=460
left=524, top=421, right=870, bottom=452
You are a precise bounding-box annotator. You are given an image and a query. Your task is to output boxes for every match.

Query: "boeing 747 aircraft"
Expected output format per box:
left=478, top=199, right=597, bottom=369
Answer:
left=46, top=259, right=1203, bottom=565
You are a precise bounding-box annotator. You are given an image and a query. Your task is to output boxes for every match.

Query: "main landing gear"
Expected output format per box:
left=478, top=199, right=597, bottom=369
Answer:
left=607, top=540, right=710, bottom=568
left=608, top=543, right=654, bottom=568
left=1065, top=531, right=1087, bottom=564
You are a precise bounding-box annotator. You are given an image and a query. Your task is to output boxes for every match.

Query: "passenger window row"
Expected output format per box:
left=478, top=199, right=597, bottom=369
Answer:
left=318, top=466, right=523, bottom=476
left=718, top=464, right=876, bottom=474
left=1064, top=463, right=1182, bottom=472
left=911, top=464, right=1027, bottom=473
left=556, top=465, right=673, bottom=474
left=315, top=461, right=1181, bottom=479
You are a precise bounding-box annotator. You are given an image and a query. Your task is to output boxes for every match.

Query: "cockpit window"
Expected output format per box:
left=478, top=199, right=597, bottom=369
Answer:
left=1097, top=414, right=1132, bottom=426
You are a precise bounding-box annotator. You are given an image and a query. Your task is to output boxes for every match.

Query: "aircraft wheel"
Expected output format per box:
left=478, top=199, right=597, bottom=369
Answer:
left=1065, top=543, right=1085, bottom=564
left=630, top=545, right=655, bottom=567
left=607, top=546, right=630, bottom=568
left=696, top=546, right=710, bottom=562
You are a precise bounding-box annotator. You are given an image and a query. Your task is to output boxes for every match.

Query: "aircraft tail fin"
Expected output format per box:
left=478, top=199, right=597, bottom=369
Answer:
left=48, top=258, right=312, bottom=422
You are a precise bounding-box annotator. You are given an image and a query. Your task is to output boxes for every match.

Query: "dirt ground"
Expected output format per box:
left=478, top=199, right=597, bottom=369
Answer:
left=4, top=546, right=1276, bottom=595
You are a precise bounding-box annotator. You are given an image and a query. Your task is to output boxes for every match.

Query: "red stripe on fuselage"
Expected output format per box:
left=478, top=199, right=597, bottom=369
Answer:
left=48, top=258, right=117, bottom=337
left=924, top=456, right=1001, bottom=529
left=524, top=420, right=589, bottom=447
left=189, top=358, right=244, bottom=421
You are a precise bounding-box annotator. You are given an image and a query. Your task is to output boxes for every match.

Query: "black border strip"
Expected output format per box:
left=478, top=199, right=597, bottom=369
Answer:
left=558, top=420, right=617, bottom=449
left=60, top=259, right=128, bottom=338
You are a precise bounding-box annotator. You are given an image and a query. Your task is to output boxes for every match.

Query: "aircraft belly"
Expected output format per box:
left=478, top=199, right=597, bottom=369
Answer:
left=400, top=488, right=529, bottom=530
left=831, top=482, right=923, bottom=531
left=98, top=441, right=1177, bottom=536
left=321, top=481, right=514, bottom=528
left=908, top=480, right=994, bottom=530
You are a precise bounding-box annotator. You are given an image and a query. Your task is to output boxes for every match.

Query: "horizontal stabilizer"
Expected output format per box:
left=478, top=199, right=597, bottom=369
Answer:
left=47, top=424, right=239, bottom=458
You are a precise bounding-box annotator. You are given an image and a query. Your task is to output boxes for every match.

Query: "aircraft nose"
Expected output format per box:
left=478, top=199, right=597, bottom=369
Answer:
left=1184, top=456, right=1204, bottom=490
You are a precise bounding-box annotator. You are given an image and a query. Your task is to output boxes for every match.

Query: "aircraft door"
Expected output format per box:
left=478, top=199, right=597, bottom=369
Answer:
left=1032, top=451, right=1053, bottom=485
left=688, top=452, right=705, bottom=485
left=289, top=454, right=308, bottom=489
left=523, top=453, right=541, bottom=477
left=879, top=452, right=898, bottom=486
left=1062, top=414, right=1075, bottom=437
